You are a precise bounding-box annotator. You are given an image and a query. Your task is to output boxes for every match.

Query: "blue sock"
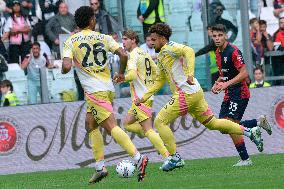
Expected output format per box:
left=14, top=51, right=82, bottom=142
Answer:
left=240, top=119, right=257, bottom=128
left=236, top=143, right=249, bottom=160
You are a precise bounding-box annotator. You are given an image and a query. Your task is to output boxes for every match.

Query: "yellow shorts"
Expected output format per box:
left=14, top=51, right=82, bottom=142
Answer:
left=86, top=91, right=115, bottom=124
left=156, top=89, right=213, bottom=125
left=128, top=100, right=153, bottom=123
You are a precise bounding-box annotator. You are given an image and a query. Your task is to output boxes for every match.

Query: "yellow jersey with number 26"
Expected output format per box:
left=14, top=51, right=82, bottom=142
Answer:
left=63, top=29, right=120, bottom=93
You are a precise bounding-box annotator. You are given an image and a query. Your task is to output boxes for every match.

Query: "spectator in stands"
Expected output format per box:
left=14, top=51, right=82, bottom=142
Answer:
left=45, top=2, right=76, bottom=58
left=259, top=20, right=274, bottom=77
left=272, top=17, right=284, bottom=85
left=140, top=32, right=157, bottom=62
left=38, top=0, right=62, bottom=48
left=0, top=1, right=8, bottom=61
left=21, top=42, right=56, bottom=104
left=250, top=66, right=271, bottom=88
left=260, top=20, right=274, bottom=52
left=2, top=1, right=31, bottom=64
left=137, top=0, right=165, bottom=38
left=273, top=0, right=284, bottom=18
left=209, top=2, right=238, bottom=42
left=0, top=79, right=19, bottom=106
left=0, top=52, right=7, bottom=101
left=250, top=18, right=262, bottom=65
left=273, top=17, right=284, bottom=50
left=195, top=25, right=218, bottom=85
left=90, top=0, right=113, bottom=34
left=6, top=0, right=33, bottom=16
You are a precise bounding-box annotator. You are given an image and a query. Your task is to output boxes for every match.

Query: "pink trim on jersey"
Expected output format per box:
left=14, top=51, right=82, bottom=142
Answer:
left=138, top=104, right=152, bottom=117
left=85, top=92, right=113, bottom=112
left=131, top=83, right=152, bottom=117
left=179, top=91, right=188, bottom=116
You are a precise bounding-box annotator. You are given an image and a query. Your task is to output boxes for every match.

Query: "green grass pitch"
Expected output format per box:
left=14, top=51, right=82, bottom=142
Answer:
left=1, top=153, right=283, bottom=189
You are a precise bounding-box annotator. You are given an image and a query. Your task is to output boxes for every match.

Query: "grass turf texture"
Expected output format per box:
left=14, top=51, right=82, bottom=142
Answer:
left=1, top=153, right=283, bottom=189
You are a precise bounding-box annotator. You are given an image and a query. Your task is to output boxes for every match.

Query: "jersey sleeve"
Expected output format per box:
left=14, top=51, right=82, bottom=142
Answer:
left=232, top=49, right=245, bottom=70
left=106, top=35, right=120, bottom=53
left=62, top=38, right=73, bottom=59
left=176, top=44, right=195, bottom=76
left=142, top=63, right=166, bottom=101
left=125, top=51, right=138, bottom=81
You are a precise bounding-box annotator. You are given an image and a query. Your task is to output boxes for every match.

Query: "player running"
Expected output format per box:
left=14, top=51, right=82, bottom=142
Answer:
left=134, top=23, right=264, bottom=172
left=62, top=6, right=148, bottom=183
left=113, top=30, right=171, bottom=164
left=211, top=24, right=272, bottom=167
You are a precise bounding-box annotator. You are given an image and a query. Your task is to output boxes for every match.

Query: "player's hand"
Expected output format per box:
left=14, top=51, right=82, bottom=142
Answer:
left=113, top=73, right=125, bottom=84
left=134, top=98, right=143, bottom=106
left=186, top=75, right=195, bottom=85
left=217, top=81, right=229, bottom=91
left=211, top=81, right=222, bottom=94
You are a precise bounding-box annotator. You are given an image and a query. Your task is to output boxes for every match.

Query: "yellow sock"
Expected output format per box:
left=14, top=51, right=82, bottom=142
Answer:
left=111, top=126, right=137, bottom=157
left=124, top=122, right=145, bottom=137
left=205, top=117, right=243, bottom=135
left=89, top=128, right=104, bottom=161
left=154, top=118, right=176, bottom=155
left=145, top=129, right=169, bottom=158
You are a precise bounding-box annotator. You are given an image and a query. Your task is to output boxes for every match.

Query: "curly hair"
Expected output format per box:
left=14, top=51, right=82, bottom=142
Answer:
left=123, top=30, right=139, bottom=44
left=74, top=6, right=95, bottom=29
left=149, top=23, right=172, bottom=40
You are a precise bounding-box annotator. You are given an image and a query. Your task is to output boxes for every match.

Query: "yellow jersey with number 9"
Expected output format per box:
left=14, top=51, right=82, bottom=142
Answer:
left=127, top=47, right=157, bottom=100
left=63, top=29, right=120, bottom=93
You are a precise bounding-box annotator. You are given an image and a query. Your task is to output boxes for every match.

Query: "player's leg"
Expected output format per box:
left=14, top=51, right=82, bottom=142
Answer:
left=86, top=112, right=108, bottom=184
left=187, top=90, right=263, bottom=152
left=126, top=101, right=170, bottom=159
left=219, top=99, right=251, bottom=166
left=155, top=93, right=186, bottom=171
left=87, top=91, right=148, bottom=182
left=123, top=108, right=145, bottom=137
left=240, top=116, right=272, bottom=135
left=140, top=118, right=170, bottom=158
left=101, top=113, right=148, bottom=182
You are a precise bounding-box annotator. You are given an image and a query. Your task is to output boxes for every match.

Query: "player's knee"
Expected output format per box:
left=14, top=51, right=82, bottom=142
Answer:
left=85, top=113, right=97, bottom=133
left=154, top=116, right=166, bottom=130
left=204, top=116, right=219, bottom=131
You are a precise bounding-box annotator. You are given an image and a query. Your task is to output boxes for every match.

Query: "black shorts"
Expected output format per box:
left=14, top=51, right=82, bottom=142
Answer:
left=219, top=99, right=249, bottom=121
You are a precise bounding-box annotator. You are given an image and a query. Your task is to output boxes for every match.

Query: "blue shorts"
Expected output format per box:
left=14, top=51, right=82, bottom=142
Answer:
left=219, top=99, right=249, bottom=121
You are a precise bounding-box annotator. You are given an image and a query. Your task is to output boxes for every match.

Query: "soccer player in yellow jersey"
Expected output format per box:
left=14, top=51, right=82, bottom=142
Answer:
left=62, top=6, right=148, bottom=183
left=135, top=23, right=264, bottom=171
left=113, top=30, right=170, bottom=163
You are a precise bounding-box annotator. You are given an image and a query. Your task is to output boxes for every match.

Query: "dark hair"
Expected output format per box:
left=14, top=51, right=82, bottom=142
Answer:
left=123, top=30, right=139, bottom=44
left=32, top=41, right=41, bottom=48
left=0, top=80, right=13, bottom=91
left=144, top=32, right=151, bottom=39
left=74, top=6, right=94, bottom=29
left=259, top=20, right=267, bottom=26
left=149, top=23, right=172, bottom=40
left=249, top=18, right=258, bottom=25
left=253, top=66, right=264, bottom=74
left=211, top=24, right=227, bottom=33
left=110, top=32, right=118, bottom=36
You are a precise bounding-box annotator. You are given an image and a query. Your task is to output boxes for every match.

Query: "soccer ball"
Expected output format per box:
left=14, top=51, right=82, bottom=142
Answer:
left=115, top=160, right=136, bottom=178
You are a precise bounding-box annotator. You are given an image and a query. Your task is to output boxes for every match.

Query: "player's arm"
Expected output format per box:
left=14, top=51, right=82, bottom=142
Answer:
left=138, top=66, right=166, bottom=103
left=179, top=45, right=195, bottom=84
left=124, top=51, right=138, bottom=82
left=61, top=39, right=73, bottom=74
left=114, top=47, right=128, bottom=74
